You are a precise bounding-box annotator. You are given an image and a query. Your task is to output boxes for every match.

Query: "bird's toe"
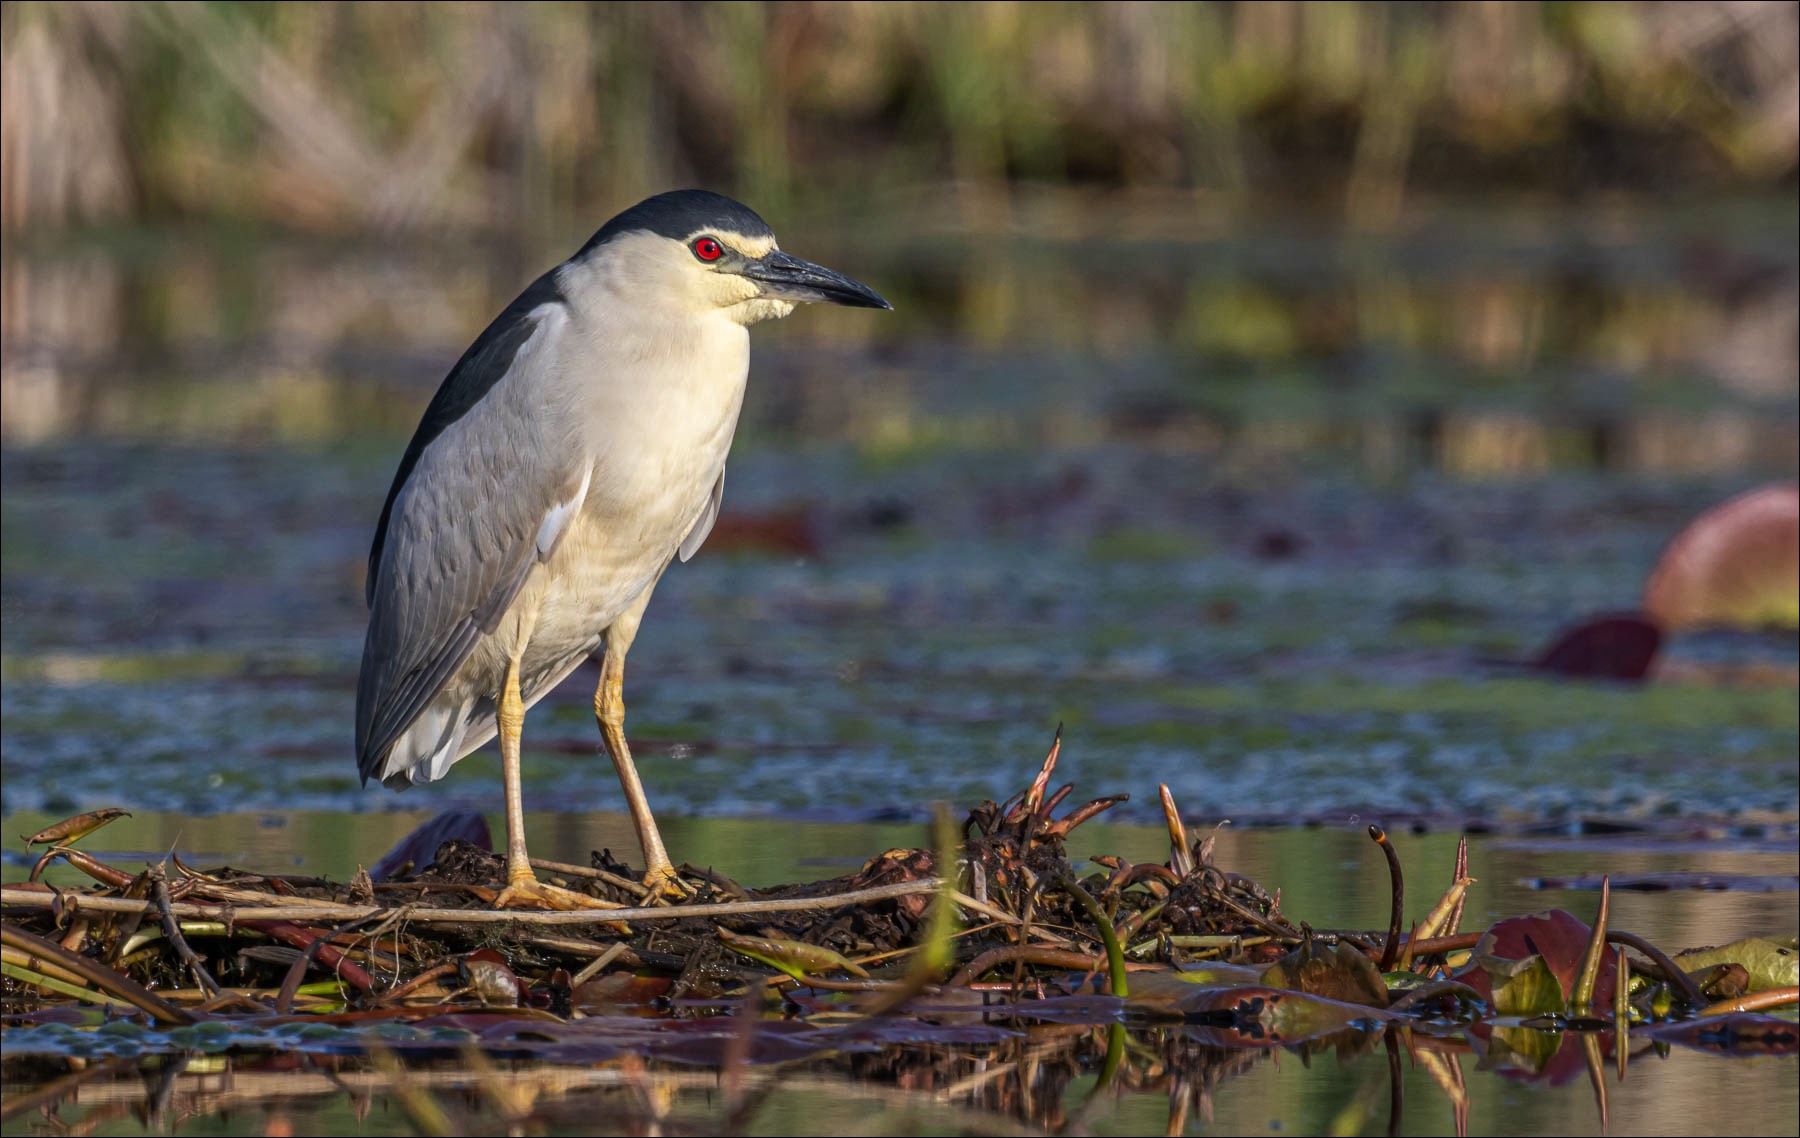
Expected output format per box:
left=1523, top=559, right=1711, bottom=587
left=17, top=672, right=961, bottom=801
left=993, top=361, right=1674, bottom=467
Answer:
left=491, top=873, right=625, bottom=913
left=642, top=864, right=695, bottom=903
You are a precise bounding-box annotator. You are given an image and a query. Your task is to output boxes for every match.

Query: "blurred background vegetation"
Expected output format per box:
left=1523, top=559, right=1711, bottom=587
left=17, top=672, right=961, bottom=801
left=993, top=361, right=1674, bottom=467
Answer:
left=4, top=1, right=1797, bottom=236
left=2, top=1, right=1795, bottom=458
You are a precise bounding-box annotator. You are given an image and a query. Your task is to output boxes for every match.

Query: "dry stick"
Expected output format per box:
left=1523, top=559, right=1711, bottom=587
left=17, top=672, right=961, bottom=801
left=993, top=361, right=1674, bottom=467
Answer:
left=1209, top=890, right=1302, bottom=943
left=526, top=935, right=643, bottom=968
left=1414, top=875, right=1473, bottom=945
left=52, top=848, right=135, bottom=888
left=1393, top=932, right=1482, bottom=957
left=149, top=866, right=222, bottom=998
left=373, top=962, right=459, bottom=1007
left=1369, top=826, right=1404, bottom=972
left=244, top=920, right=377, bottom=993
left=3, top=878, right=941, bottom=927
left=569, top=941, right=631, bottom=988
left=0, top=944, right=89, bottom=987
left=528, top=858, right=647, bottom=900
left=0, top=924, right=193, bottom=1026
left=1011, top=878, right=1040, bottom=998
left=1447, top=837, right=1469, bottom=937
left=763, top=919, right=1013, bottom=995
left=1696, top=986, right=1800, bottom=1018
left=192, top=989, right=281, bottom=1015
left=947, top=889, right=1023, bottom=927
left=274, top=912, right=392, bottom=1012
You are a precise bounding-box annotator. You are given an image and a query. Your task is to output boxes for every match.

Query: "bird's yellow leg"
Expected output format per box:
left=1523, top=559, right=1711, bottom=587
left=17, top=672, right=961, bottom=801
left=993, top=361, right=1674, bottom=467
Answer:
left=597, top=583, right=685, bottom=897
left=596, top=653, right=684, bottom=897
left=492, top=652, right=614, bottom=911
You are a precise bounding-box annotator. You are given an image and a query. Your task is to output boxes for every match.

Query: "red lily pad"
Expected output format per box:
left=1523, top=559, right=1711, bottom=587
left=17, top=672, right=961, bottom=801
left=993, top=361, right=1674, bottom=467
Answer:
left=1644, top=483, right=1800, bottom=630
left=1531, top=614, right=1661, bottom=681
left=1457, top=909, right=1615, bottom=1013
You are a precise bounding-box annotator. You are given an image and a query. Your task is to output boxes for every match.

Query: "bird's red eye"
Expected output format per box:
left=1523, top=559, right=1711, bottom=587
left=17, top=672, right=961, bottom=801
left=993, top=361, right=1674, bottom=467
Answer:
left=693, top=237, right=723, bottom=262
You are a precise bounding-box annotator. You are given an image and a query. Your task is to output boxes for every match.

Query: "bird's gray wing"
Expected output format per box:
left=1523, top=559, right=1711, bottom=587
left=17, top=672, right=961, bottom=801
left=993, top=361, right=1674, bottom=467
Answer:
left=356, top=276, right=588, bottom=781
left=677, top=466, right=725, bottom=562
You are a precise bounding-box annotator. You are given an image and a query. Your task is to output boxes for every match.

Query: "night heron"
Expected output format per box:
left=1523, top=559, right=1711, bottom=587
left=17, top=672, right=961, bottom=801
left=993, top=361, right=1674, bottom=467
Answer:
left=356, top=190, right=890, bottom=908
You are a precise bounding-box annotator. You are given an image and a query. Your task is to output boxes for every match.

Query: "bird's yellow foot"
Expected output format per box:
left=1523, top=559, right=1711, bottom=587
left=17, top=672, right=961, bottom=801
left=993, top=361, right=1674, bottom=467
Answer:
left=492, top=872, right=621, bottom=912
left=642, top=863, right=694, bottom=903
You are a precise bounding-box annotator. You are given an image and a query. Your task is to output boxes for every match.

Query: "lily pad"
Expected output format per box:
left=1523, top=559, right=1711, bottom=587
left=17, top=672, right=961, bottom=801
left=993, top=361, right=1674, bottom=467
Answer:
left=1644, top=483, right=1800, bottom=630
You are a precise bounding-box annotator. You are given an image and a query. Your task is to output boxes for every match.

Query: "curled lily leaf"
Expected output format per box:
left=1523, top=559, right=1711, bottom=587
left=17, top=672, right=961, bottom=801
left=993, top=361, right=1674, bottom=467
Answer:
left=717, top=927, right=869, bottom=981
left=23, top=809, right=131, bottom=848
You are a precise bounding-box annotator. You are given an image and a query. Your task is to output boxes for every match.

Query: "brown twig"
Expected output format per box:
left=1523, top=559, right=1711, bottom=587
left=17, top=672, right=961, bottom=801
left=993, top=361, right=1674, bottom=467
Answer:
left=1369, top=826, right=1403, bottom=972
left=244, top=921, right=377, bottom=993
left=149, top=865, right=222, bottom=998
left=528, top=858, right=649, bottom=899
left=1605, top=930, right=1707, bottom=1010
left=1447, top=836, right=1469, bottom=937
left=1696, top=986, right=1800, bottom=1017
left=4, top=879, right=942, bottom=927
left=373, top=961, right=460, bottom=1006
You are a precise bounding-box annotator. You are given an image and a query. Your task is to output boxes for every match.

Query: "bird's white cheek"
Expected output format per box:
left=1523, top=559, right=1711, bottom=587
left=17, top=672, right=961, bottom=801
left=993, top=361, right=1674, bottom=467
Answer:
left=731, top=297, right=796, bottom=326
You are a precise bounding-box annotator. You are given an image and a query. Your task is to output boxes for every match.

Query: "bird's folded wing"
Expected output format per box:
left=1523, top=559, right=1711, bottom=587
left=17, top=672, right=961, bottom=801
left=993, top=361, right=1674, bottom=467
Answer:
left=678, top=466, right=726, bottom=562
left=355, top=292, right=586, bottom=778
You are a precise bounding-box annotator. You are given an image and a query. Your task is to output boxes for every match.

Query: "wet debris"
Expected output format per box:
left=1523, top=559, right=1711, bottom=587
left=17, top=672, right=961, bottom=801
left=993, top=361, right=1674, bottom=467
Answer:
left=2, top=733, right=1794, bottom=1077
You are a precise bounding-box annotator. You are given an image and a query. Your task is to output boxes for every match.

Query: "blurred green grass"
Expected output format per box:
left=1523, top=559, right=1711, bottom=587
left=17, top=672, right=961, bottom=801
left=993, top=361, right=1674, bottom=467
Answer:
left=4, top=2, right=1795, bottom=240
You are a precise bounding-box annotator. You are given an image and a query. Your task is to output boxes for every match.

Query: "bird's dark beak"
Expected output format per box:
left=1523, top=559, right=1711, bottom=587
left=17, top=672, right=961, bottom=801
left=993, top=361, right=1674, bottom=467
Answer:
left=739, top=250, right=892, bottom=310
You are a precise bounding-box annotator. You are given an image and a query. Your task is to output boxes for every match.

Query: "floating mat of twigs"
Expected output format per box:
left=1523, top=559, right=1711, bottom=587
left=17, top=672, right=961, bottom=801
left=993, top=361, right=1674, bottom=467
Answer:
left=3, top=734, right=1795, bottom=1047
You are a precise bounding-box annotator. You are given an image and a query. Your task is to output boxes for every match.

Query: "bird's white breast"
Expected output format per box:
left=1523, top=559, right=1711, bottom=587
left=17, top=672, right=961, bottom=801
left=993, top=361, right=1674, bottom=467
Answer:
left=521, top=279, right=751, bottom=670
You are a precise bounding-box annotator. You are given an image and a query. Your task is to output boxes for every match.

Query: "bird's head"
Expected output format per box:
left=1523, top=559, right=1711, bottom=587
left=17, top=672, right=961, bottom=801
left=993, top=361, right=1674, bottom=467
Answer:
left=576, top=189, right=891, bottom=326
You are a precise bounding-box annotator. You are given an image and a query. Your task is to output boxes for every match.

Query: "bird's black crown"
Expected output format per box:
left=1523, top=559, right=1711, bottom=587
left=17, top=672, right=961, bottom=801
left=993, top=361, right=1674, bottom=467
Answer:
left=583, top=189, right=775, bottom=254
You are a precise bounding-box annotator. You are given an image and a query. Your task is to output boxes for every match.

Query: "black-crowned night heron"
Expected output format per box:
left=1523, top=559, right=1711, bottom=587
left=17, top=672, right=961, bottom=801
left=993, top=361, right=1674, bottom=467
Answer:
left=356, top=190, right=890, bottom=908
